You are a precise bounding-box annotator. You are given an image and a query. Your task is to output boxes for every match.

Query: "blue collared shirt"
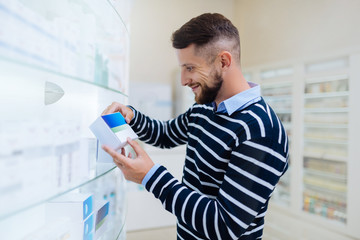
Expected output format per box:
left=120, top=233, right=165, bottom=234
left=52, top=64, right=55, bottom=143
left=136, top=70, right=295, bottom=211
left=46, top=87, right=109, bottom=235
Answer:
left=212, top=82, right=261, bottom=115
left=141, top=82, right=262, bottom=186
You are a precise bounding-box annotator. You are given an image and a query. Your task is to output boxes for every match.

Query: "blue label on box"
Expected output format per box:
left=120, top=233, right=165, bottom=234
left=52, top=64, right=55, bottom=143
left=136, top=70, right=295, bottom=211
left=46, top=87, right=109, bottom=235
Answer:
left=101, top=112, right=126, bottom=129
left=84, top=214, right=94, bottom=237
left=83, top=196, right=93, bottom=220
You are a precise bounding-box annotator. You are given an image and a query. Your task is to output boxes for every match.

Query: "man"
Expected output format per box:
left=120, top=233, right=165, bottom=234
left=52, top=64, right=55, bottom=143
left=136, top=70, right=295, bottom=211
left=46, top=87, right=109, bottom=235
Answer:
left=102, top=13, right=289, bottom=240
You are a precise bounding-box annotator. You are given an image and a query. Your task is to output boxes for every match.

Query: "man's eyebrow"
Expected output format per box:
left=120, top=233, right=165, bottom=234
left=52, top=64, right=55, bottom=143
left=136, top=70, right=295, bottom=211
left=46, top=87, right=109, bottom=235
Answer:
left=181, top=63, right=194, bottom=67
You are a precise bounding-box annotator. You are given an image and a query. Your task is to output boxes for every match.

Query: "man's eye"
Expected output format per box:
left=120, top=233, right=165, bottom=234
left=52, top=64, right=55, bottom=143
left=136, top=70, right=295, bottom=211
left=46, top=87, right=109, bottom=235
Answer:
left=186, top=66, right=193, bottom=72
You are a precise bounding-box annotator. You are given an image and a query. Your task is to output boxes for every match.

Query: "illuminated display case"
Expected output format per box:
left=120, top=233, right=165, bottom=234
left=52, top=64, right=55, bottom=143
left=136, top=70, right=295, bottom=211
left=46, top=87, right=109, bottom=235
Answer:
left=0, top=0, right=130, bottom=239
left=259, top=67, right=294, bottom=206
left=303, top=70, right=349, bottom=224
left=244, top=53, right=360, bottom=240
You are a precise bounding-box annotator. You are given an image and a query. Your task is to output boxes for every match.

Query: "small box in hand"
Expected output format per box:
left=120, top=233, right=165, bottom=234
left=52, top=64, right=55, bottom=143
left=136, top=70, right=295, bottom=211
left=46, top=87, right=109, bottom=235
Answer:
left=89, top=112, right=138, bottom=151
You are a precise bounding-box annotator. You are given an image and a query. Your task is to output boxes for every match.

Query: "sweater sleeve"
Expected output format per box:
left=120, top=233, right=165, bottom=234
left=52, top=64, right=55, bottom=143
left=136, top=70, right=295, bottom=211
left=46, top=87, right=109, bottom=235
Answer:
left=128, top=106, right=190, bottom=149
left=144, top=136, right=289, bottom=239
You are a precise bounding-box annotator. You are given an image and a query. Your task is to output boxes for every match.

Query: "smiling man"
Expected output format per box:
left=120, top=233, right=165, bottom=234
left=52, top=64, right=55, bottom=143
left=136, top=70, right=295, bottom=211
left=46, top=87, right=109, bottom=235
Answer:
left=102, top=13, right=289, bottom=240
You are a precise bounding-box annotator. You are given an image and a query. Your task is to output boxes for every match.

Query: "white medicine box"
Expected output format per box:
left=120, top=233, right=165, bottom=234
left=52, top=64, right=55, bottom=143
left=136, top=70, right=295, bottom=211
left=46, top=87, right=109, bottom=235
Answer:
left=89, top=112, right=138, bottom=150
left=46, top=193, right=94, bottom=240
left=46, top=193, right=93, bottom=222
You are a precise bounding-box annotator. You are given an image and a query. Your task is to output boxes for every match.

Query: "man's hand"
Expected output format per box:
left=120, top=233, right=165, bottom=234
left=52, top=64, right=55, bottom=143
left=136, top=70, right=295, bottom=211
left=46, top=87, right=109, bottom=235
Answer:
left=102, top=102, right=134, bottom=124
left=102, top=138, right=155, bottom=184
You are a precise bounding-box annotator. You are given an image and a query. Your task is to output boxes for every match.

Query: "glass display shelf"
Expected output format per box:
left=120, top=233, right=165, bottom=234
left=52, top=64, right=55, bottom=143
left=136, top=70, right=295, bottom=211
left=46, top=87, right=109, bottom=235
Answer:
left=304, top=111, right=348, bottom=124
left=0, top=166, right=127, bottom=240
left=303, top=183, right=347, bottom=198
left=303, top=153, right=347, bottom=162
left=304, top=169, right=347, bottom=182
left=304, top=91, right=349, bottom=99
left=303, top=143, right=347, bottom=160
left=303, top=73, right=349, bottom=225
left=304, top=123, right=348, bottom=129
left=304, top=124, right=347, bottom=142
left=304, top=108, right=349, bottom=113
left=0, top=0, right=130, bottom=95
left=304, top=97, right=348, bottom=109
left=304, top=74, right=348, bottom=92
left=0, top=57, right=129, bottom=221
left=0, top=55, right=128, bottom=97
left=262, top=78, right=293, bottom=207
left=79, top=168, right=127, bottom=240
left=303, top=156, right=347, bottom=225
left=102, top=212, right=127, bottom=240
left=0, top=161, right=117, bottom=221
left=0, top=0, right=130, bottom=238
left=304, top=138, right=347, bottom=145
left=304, top=172, right=346, bottom=190
left=304, top=130, right=347, bottom=141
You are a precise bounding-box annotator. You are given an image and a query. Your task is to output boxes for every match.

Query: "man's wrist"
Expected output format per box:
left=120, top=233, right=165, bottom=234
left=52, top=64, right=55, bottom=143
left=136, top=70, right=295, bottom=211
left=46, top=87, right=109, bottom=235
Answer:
left=141, top=163, right=161, bottom=187
left=126, top=105, right=136, bottom=123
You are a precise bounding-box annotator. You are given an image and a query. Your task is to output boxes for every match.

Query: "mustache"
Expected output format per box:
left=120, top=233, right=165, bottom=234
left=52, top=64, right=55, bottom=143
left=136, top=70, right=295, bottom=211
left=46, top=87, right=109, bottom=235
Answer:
left=188, top=83, right=200, bottom=88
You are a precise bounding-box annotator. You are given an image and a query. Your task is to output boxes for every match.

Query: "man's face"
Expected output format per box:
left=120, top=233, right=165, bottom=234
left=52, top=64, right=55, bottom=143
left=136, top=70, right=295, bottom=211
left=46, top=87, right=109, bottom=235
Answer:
left=176, top=44, right=223, bottom=104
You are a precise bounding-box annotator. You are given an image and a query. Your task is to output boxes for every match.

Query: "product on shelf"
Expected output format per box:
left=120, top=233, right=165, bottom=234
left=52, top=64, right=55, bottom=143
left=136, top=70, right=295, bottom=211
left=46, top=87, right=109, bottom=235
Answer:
left=305, top=78, right=348, bottom=94
left=303, top=191, right=347, bottom=223
left=46, top=193, right=94, bottom=240
left=94, top=200, right=110, bottom=239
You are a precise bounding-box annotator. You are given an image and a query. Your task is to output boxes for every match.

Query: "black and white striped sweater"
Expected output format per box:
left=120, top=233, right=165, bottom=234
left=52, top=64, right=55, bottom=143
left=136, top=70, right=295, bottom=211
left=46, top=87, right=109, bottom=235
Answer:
left=129, top=98, right=289, bottom=240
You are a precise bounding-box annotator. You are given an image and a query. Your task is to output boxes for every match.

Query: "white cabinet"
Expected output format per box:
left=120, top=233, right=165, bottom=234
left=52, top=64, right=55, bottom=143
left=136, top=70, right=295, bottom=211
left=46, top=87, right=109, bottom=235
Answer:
left=245, top=52, right=360, bottom=239
left=261, top=72, right=294, bottom=206
left=303, top=73, right=349, bottom=224
left=0, top=0, right=131, bottom=239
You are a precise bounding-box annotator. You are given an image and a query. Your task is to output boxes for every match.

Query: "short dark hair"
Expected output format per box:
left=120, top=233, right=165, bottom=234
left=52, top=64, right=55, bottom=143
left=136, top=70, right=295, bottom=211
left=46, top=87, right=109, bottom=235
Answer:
left=171, top=13, right=240, bottom=64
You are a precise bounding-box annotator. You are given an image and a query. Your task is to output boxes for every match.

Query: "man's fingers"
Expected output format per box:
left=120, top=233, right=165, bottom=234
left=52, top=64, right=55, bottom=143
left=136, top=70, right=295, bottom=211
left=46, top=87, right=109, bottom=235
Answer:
left=102, top=145, right=127, bottom=166
left=102, top=102, right=121, bottom=116
left=126, top=138, right=142, bottom=156
left=102, top=145, right=117, bottom=157
left=102, top=103, right=134, bottom=124
left=102, top=105, right=116, bottom=115
left=125, top=117, right=131, bottom=124
left=123, top=107, right=134, bottom=123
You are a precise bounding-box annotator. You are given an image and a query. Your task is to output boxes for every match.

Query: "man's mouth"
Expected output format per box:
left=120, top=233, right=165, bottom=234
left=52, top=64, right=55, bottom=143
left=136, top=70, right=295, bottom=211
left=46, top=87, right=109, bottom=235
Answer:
left=190, top=85, right=199, bottom=92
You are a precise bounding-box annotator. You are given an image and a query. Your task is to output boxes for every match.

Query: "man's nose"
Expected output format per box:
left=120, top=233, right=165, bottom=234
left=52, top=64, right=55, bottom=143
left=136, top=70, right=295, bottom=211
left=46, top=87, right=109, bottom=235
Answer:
left=181, top=73, right=191, bottom=86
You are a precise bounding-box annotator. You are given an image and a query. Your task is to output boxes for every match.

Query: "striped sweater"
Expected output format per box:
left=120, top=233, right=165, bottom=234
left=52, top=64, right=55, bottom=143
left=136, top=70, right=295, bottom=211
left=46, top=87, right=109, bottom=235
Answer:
left=129, top=97, right=289, bottom=239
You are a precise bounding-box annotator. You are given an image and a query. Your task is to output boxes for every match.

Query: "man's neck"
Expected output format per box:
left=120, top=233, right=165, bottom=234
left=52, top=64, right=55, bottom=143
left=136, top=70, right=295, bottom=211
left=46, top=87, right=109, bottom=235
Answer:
left=214, top=68, right=250, bottom=107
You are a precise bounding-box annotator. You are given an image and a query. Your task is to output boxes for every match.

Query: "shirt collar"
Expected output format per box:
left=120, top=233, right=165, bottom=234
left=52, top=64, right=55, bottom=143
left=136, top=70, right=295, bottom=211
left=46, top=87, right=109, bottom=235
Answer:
left=212, top=82, right=261, bottom=115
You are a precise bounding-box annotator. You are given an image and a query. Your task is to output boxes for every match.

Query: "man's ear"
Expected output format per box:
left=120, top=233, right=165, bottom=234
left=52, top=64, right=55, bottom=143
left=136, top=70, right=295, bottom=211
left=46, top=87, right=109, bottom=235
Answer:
left=219, top=51, right=232, bottom=69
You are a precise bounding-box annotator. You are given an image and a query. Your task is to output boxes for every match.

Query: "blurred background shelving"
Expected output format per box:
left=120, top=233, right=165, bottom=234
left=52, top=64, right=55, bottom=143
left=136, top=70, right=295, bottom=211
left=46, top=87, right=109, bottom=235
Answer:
left=245, top=54, right=360, bottom=240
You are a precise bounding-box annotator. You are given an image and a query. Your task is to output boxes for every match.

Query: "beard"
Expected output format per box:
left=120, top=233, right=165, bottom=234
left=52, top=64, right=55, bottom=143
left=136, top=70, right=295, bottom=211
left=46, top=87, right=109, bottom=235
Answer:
left=195, top=69, right=223, bottom=104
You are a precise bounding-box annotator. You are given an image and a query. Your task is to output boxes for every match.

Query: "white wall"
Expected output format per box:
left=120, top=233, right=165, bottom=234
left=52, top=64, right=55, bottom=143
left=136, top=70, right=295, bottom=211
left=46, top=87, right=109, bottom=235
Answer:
left=130, top=0, right=360, bottom=83
left=129, top=0, right=235, bottom=84
left=235, top=0, right=360, bottom=68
